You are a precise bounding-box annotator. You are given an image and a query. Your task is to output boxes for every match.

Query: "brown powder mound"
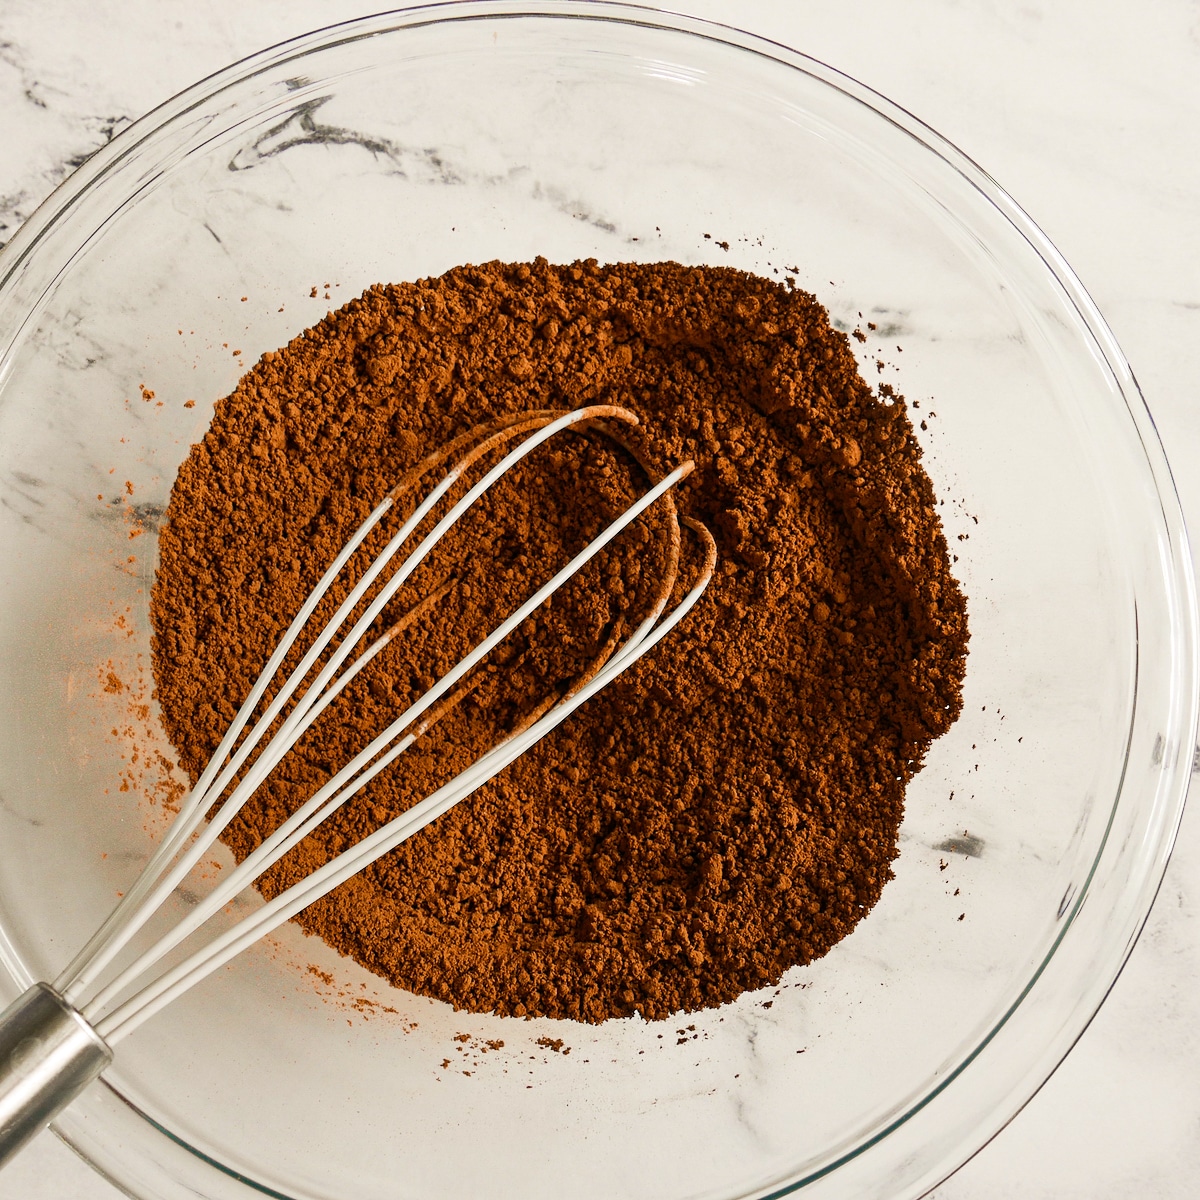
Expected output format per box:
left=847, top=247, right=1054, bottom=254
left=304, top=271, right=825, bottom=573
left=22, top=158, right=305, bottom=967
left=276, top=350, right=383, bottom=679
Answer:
left=150, top=258, right=968, bottom=1023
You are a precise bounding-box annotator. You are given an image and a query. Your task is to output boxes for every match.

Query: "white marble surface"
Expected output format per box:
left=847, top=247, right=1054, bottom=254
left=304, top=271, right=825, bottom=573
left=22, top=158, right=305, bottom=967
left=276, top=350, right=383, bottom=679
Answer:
left=0, top=1, right=1197, bottom=1197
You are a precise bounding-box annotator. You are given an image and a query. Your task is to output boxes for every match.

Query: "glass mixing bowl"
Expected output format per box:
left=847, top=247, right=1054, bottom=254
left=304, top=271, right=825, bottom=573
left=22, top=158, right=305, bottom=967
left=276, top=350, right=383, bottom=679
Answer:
left=0, top=4, right=1194, bottom=1198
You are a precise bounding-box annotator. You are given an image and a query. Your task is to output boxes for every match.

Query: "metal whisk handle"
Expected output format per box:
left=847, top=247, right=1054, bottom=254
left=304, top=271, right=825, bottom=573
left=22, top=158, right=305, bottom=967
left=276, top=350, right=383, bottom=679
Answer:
left=0, top=983, right=112, bottom=1167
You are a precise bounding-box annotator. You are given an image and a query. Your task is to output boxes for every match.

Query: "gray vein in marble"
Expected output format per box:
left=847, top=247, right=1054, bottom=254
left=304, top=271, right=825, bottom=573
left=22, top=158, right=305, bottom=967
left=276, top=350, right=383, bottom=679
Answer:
left=0, top=36, right=57, bottom=113
left=0, top=110, right=136, bottom=249
left=0, top=790, right=44, bottom=828
left=129, top=500, right=164, bottom=532
left=934, top=835, right=986, bottom=858
left=529, top=180, right=620, bottom=236
left=0, top=493, right=38, bottom=529
left=1, top=436, right=159, bottom=547
left=224, top=97, right=633, bottom=242
left=229, top=96, right=466, bottom=186
left=59, top=114, right=134, bottom=174
left=34, top=313, right=113, bottom=373
left=863, top=313, right=909, bottom=338
left=726, top=1015, right=776, bottom=1152
left=0, top=32, right=136, bottom=246
left=7, top=475, right=45, bottom=511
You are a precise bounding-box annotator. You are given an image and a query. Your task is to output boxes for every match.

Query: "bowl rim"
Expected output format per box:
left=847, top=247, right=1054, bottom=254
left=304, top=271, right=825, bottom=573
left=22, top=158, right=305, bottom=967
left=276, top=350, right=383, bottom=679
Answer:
left=0, top=3, right=1195, bottom=1198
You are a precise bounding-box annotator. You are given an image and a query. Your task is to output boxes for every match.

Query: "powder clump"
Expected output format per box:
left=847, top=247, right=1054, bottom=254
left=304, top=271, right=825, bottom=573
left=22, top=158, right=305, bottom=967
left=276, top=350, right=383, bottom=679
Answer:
left=150, top=258, right=968, bottom=1023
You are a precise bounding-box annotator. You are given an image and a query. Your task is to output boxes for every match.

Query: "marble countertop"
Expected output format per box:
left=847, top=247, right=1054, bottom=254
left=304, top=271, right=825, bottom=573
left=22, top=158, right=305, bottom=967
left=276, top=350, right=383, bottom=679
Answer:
left=0, top=1, right=1197, bottom=1197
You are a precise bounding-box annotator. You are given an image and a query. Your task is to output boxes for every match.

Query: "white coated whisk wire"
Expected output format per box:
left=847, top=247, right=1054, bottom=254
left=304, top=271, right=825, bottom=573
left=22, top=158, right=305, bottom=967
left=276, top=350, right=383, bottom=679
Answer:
left=58, top=406, right=715, bottom=1043
left=61, top=406, right=609, bottom=1004
left=101, top=516, right=716, bottom=1043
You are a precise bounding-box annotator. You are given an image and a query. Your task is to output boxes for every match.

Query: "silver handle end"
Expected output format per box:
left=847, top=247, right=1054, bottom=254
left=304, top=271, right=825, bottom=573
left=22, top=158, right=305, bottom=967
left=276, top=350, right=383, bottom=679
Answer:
left=0, top=983, right=112, bottom=1169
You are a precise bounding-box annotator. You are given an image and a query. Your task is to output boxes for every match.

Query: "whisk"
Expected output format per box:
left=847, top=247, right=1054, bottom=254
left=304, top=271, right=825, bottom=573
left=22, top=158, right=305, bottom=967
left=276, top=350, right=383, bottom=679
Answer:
left=0, top=403, right=715, bottom=1167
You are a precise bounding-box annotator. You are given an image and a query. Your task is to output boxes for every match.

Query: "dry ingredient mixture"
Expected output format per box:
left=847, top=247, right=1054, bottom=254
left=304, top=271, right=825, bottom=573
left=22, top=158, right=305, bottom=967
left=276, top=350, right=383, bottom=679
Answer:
left=150, top=259, right=968, bottom=1023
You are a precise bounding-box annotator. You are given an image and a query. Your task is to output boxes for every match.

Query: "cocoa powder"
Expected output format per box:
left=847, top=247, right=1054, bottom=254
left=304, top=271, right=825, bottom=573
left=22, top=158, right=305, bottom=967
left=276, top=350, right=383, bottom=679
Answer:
left=150, top=258, right=968, bottom=1023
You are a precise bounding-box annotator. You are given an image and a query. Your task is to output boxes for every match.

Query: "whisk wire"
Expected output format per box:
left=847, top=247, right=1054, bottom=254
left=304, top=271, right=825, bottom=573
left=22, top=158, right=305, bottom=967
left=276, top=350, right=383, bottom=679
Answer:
left=63, top=406, right=635, bottom=1005
left=85, top=452, right=692, bottom=1025
left=98, top=516, right=716, bottom=1042
left=59, top=405, right=717, bottom=1042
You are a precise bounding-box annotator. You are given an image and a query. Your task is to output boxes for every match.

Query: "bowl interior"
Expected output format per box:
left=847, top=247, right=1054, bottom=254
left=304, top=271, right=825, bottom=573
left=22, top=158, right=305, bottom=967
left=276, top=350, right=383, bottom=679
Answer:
left=0, top=7, right=1191, bottom=1200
